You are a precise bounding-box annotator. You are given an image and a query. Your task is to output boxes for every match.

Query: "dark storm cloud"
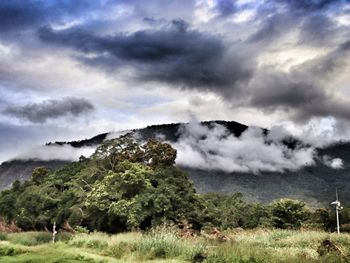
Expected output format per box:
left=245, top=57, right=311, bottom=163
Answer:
left=298, top=14, right=339, bottom=45
left=215, top=0, right=237, bottom=16
left=250, top=72, right=326, bottom=109
left=298, top=39, right=350, bottom=80
left=248, top=13, right=293, bottom=44
left=1, top=0, right=349, bottom=127
left=248, top=71, right=337, bottom=121
left=0, top=1, right=44, bottom=32
left=248, top=37, right=350, bottom=122
left=0, top=0, right=101, bottom=33
left=338, top=40, right=350, bottom=52
left=271, top=0, right=347, bottom=12
left=38, top=20, right=253, bottom=92
left=3, top=97, right=95, bottom=123
left=241, top=0, right=350, bottom=123
left=250, top=0, right=348, bottom=46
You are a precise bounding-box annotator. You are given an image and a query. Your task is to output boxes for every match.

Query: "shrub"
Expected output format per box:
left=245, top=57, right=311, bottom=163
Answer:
left=68, top=233, right=109, bottom=250
left=107, top=241, right=132, bottom=258
left=6, top=231, right=52, bottom=246
left=0, top=232, right=7, bottom=240
left=134, top=227, right=188, bottom=260
left=271, top=199, right=309, bottom=229
left=0, top=244, right=26, bottom=256
left=56, top=231, right=73, bottom=242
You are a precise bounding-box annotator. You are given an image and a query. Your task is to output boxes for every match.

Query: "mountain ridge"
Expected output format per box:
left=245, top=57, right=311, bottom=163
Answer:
left=1, top=120, right=350, bottom=207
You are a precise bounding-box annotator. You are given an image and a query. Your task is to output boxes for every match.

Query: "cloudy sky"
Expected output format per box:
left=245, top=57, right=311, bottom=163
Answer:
left=1, top=0, right=350, bottom=162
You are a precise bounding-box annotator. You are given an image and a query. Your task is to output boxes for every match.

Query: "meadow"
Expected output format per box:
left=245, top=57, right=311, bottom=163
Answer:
left=0, top=228, right=349, bottom=263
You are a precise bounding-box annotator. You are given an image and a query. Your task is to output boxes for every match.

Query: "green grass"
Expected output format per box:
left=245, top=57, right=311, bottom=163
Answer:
left=0, top=229, right=349, bottom=262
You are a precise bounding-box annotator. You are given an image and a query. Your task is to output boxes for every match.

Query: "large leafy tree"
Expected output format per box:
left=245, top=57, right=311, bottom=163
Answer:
left=85, top=162, right=153, bottom=231
left=92, top=135, right=144, bottom=171
left=271, top=198, right=309, bottom=229
left=0, top=135, right=200, bottom=232
left=197, top=193, right=271, bottom=229
left=85, top=137, right=199, bottom=232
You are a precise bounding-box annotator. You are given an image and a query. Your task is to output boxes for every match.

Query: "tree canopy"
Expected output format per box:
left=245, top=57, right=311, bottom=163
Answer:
left=0, top=136, right=200, bottom=232
left=0, top=135, right=346, bottom=233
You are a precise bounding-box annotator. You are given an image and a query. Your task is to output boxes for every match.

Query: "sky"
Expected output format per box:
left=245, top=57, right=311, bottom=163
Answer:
left=1, top=0, right=350, bottom=163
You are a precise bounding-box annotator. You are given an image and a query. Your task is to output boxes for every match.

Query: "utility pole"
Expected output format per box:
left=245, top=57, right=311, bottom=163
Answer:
left=331, top=189, right=343, bottom=235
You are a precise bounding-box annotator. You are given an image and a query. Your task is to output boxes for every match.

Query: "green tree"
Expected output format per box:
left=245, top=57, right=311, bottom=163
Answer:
left=92, top=135, right=143, bottom=171
left=271, top=198, right=309, bottom=229
left=85, top=162, right=152, bottom=231
left=85, top=161, right=200, bottom=232
left=143, top=139, right=177, bottom=167
left=0, top=190, right=17, bottom=222
left=198, top=193, right=271, bottom=229
left=31, top=167, right=49, bottom=185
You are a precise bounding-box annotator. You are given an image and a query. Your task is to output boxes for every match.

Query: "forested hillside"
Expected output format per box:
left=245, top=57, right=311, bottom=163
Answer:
left=1, top=121, right=350, bottom=207
left=1, top=134, right=349, bottom=234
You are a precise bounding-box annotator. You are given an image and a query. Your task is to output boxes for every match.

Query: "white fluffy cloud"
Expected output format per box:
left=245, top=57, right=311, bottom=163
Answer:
left=13, top=145, right=95, bottom=162
left=323, top=155, right=344, bottom=169
left=173, top=121, right=315, bottom=173
left=1, top=0, right=350, bottom=164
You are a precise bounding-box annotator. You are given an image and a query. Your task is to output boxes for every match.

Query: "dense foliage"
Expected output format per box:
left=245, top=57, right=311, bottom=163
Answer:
left=0, top=135, right=348, bottom=233
left=0, top=136, right=198, bottom=232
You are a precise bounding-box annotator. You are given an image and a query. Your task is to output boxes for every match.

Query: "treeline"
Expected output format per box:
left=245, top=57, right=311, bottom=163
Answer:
left=0, top=135, right=349, bottom=233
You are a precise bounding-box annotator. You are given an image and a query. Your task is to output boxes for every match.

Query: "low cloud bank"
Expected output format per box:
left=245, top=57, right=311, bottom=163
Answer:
left=13, top=145, right=95, bottom=162
left=3, top=120, right=345, bottom=172
left=173, top=121, right=316, bottom=173
left=322, top=155, right=343, bottom=169
left=105, top=130, right=130, bottom=140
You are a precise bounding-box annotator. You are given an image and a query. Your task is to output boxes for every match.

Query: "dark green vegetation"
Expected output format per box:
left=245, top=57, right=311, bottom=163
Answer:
left=0, top=136, right=199, bottom=232
left=1, top=120, right=350, bottom=207
left=1, top=133, right=350, bottom=262
left=0, top=160, right=68, bottom=190
left=1, top=134, right=350, bottom=233
left=1, top=229, right=350, bottom=263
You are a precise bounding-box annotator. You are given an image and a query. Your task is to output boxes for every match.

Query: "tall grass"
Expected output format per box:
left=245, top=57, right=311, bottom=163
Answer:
left=0, top=228, right=349, bottom=262
left=68, top=232, right=110, bottom=250
left=1, top=231, right=72, bottom=246
left=132, top=226, right=198, bottom=260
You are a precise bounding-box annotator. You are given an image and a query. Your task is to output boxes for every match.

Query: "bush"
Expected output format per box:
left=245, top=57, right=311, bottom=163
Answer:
left=271, top=199, right=309, bottom=229
left=74, top=226, right=90, bottom=234
left=56, top=231, right=73, bottom=242
left=107, top=241, right=132, bottom=259
left=68, top=233, right=109, bottom=250
left=134, top=227, right=188, bottom=260
left=0, top=244, right=26, bottom=256
left=6, top=231, right=52, bottom=246
left=0, top=232, right=7, bottom=240
left=204, top=254, right=266, bottom=263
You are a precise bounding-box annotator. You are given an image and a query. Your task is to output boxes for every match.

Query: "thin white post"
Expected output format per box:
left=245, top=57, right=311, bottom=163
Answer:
left=336, top=205, right=340, bottom=235
left=52, top=222, right=57, bottom=243
left=331, top=189, right=342, bottom=235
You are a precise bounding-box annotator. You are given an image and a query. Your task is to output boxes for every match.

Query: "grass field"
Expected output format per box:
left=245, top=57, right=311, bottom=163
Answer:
left=0, top=228, right=349, bottom=262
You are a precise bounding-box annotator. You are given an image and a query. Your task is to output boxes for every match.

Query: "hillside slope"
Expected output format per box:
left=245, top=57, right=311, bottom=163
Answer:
left=0, top=120, right=349, bottom=207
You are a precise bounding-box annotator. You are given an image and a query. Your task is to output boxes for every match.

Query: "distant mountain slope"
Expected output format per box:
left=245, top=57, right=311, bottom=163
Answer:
left=1, top=120, right=349, bottom=207
left=139, top=120, right=249, bottom=140
left=46, top=120, right=249, bottom=146
left=45, top=133, right=109, bottom=148
left=0, top=160, right=68, bottom=189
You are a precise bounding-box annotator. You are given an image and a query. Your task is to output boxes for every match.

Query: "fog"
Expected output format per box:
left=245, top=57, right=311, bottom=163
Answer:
left=173, top=121, right=316, bottom=173
left=12, top=145, right=95, bottom=162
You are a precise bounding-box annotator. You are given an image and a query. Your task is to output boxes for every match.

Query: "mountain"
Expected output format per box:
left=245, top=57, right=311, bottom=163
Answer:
left=1, top=120, right=349, bottom=207
left=0, top=159, right=68, bottom=190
